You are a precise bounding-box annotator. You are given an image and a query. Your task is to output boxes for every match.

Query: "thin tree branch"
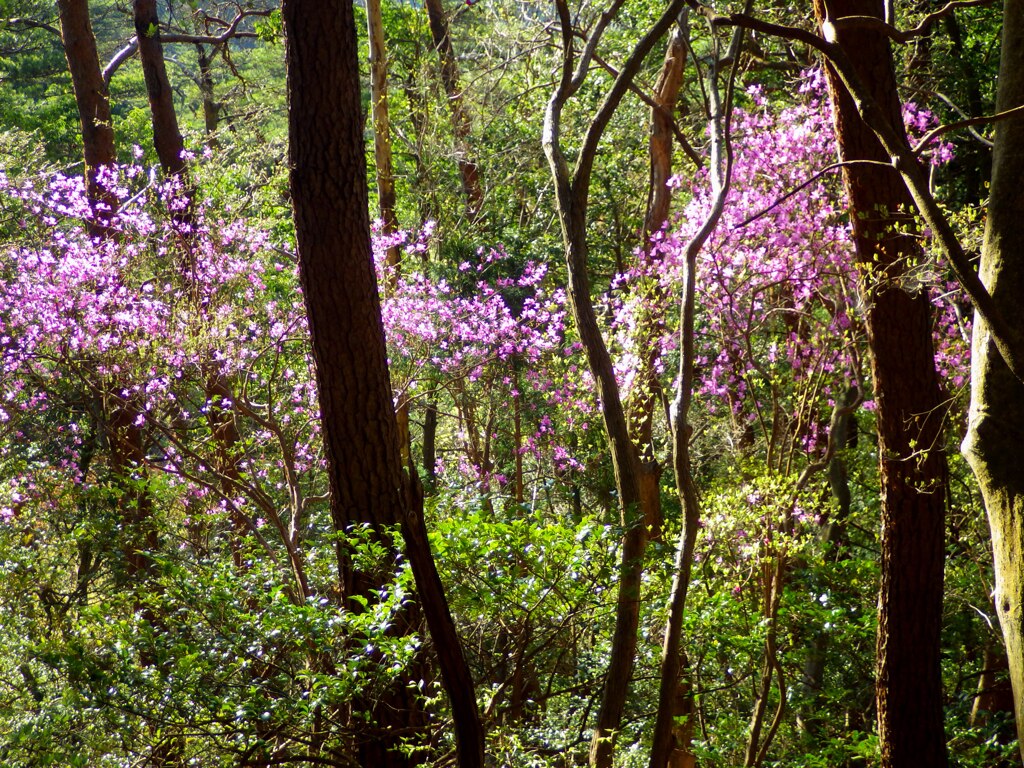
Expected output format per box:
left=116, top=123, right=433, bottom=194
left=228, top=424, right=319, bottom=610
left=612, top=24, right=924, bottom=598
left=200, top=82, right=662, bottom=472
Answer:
left=592, top=51, right=703, bottom=167
left=2, top=17, right=61, bottom=37
left=913, top=103, right=1024, bottom=154
left=102, top=9, right=270, bottom=85
left=733, top=159, right=894, bottom=229
left=575, top=0, right=689, bottom=199
left=832, top=0, right=995, bottom=43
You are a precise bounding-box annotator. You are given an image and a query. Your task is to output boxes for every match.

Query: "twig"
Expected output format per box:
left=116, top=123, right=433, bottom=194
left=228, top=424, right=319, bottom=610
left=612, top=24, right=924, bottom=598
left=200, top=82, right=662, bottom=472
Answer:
left=831, top=0, right=995, bottom=43
left=913, top=103, right=1024, bottom=154
left=732, top=160, right=893, bottom=229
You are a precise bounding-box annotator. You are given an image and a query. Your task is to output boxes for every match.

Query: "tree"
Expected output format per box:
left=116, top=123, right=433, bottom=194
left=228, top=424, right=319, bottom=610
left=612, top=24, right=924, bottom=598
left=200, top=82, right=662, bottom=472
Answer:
left=133, top=0, right=185, bottom=177
left=962, top=0, right=1024, bottom=757
left=542, top=1, right=687, bottom=763
left=367, top=0, right=401, bottom=277
left=56, top=0, right=116, bottom=229
left=810, top=0, right=949, bottom=765
left=280, top=1, right=484, bottom=764
left=424, top=0, right=483, bottom=218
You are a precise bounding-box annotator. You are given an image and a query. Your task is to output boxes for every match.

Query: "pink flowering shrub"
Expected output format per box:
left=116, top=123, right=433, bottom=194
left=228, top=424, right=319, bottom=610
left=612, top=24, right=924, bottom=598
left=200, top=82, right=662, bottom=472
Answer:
left=0, top=164, right=593, bottom=530
left=0, top=165, right=324, bottom=549
left=614, top=70, right=967, bottom=461
left=374, top=227, right=595, bottom=495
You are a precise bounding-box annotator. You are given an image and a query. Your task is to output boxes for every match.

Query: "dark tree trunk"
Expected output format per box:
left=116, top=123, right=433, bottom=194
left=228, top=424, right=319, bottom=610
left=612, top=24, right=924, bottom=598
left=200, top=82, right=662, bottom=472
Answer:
left=195, top=44, right=221, bottom=139
left=812, top=1, right=949, bottom=766
left=56, top=0, right=117, bottom=233
left=281, top=2, right=483, bottom=765
left=134, top=0, right=186, bottom=177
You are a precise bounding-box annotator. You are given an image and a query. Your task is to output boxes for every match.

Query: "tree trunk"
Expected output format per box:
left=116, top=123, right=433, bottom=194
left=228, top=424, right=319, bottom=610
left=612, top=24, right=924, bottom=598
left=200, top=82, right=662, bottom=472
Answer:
left=629, top=11, right=690, bottom=542
left=642, top=13, right=688, bottom=242
left=195, top=44, right=221, bottom=140
left=813, top=1, right=949, bottom=766
left=962, top=0, right=1024, bottom=758
left=366, top=0, right=401, bottom=278
left=541, top=3, right=687, bottom=763
left=281, top=2, right=484, bottom=765
left=56, top=0, right=116, bottom=233
left=649, top=33, right=741, bottom=766
left=424, top=0, right=483, bottom=218
left=134, top=0, right=186, bottom=177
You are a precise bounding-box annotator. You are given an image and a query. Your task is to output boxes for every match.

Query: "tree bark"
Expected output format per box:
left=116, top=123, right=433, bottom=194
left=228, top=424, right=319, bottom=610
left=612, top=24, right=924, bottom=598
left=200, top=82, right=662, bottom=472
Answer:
left=56, top=0, right=116, bottom=233
left=195, top=44, right=221, bottom=140
left=281, top=2, right=484, bottom=765
left=649, top=38, right=741, bottom=766
left=542, top=2, right=687, bottom=764
left=812, top=1, right=949, bottom=766
left=643, top=13, right=688, bottom=242
left=962, top=0, right=1024, bottom=758
left=134, top=0, right=186, bottom=177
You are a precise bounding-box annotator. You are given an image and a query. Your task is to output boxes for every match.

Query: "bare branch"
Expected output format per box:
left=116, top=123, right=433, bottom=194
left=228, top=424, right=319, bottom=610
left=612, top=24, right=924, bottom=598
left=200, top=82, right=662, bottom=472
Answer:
left=832, top=0, right=995, bottom=43
left=575, top=0, right=688, bottom=198
left=913, top=103, right=1024, bottom=154
left=2, top=17, right=61, bottom=37
left=102, top=8, right=270, bottom=86
left=103, top=41, right=139, bottom=86
left=591, top=52, right=703, bottom=168
left=926, top=90, right=995, bottom=147
left=733, top=159, right=894, bottom=229
left=570, top=0, right=627, bottom=93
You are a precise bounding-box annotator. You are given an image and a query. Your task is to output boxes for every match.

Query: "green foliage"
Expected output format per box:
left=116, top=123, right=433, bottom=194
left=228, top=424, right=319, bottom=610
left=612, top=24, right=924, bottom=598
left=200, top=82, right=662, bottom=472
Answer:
left=0, top=0, right=1017, bottom=765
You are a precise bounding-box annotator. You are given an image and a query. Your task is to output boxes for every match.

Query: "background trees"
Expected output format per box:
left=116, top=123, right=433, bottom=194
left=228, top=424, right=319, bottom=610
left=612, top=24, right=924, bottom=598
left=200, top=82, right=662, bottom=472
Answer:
left=0, top=0, right=1019, bottom=766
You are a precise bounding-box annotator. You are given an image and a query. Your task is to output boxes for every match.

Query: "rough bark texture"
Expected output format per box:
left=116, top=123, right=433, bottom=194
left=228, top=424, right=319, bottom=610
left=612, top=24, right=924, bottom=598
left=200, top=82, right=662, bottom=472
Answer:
left=813, top=1, right=949, bottom=766
left=962, top=0, right=1024, bottom=757
left=642, top=15, right=688, bottom=242
left=194, top=44, right=221, bottom=139
left=281, top=2, right=483, bottom=764
left=56, top=0, right=116, bottom=231
left=134, top=0, right=186, bottom=176
left=629, top=13, right=690, bottom=542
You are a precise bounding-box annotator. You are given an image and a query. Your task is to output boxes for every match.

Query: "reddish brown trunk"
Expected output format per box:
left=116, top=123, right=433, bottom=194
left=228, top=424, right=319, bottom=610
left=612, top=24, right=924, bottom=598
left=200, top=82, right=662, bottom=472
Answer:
left=812, top=1, right=948, bottom=766
left=134, top=0, right=187, bottom=177
left=56, top=0, right=117, bottom=232
left=282, top=1, right=483, bottom=764
left=628, top=15, right=688, bottom=541
left=195, top=45, right=221, bottom=139
left=643, top=15, right=688, bottom=241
